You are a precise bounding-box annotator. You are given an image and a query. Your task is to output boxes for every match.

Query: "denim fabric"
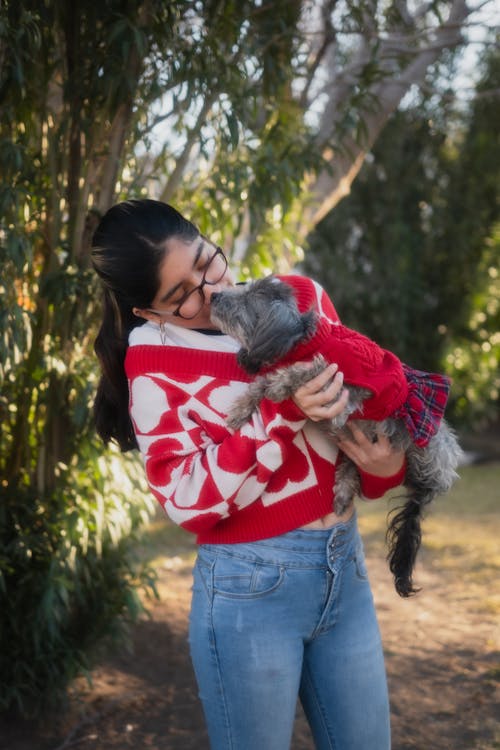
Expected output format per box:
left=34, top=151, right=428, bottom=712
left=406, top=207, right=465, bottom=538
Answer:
left=188, top=513, right=391, bottom=750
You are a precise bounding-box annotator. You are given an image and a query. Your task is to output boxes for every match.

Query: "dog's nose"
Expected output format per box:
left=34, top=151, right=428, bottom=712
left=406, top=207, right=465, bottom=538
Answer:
left=210, top=292, right=220, bottom=304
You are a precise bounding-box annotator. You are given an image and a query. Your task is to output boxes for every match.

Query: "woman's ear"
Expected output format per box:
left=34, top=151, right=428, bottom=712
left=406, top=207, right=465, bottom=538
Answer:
left=133, top=307, right=154, bottom=322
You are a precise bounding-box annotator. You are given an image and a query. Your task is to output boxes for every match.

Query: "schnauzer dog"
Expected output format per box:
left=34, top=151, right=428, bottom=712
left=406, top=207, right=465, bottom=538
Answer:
left=211, top=276, right=463, bottom=598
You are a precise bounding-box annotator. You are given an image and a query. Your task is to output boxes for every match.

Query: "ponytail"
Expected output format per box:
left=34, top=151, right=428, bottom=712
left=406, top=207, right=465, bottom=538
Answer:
left=93, top=288, right=138, bottom=451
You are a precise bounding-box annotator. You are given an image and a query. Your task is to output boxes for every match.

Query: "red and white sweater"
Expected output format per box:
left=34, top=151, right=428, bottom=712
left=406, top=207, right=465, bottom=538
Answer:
left=125, top=275, right=405, bottom=544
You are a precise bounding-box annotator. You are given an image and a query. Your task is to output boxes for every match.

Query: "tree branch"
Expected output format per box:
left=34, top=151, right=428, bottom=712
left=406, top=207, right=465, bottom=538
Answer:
left=301, top=0, right=474, bottom=234
left=160, top=94, right=217, bottom=204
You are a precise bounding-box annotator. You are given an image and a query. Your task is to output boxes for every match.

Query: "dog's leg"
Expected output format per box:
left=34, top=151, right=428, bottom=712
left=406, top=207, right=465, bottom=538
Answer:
left=227, top=356, right=329, bottom=430
left=333, top=456, right=361, bottom=515
left=330, top=419, right=377, bottom=515
left=262, top=356, right=328, bottom=403
left=226, top=378, right=270, bottom=429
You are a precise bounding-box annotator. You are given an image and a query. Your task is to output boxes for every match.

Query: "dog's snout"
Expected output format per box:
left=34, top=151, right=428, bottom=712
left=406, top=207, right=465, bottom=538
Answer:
left=210, top=292, right=221, bottom=304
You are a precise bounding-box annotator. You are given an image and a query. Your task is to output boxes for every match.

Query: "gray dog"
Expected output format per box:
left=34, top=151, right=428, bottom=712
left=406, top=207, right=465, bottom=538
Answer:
left=211, top=276, right=464, bottom=598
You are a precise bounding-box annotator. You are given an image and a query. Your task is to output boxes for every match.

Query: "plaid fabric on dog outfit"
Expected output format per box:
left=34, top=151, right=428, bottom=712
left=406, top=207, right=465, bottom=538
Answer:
left=394, top=366, right=452, bottom=447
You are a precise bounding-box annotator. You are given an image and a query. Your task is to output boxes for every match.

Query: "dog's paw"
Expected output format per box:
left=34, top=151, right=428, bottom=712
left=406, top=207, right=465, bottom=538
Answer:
left=226, top=394, right=258, bottom=430
left=334, top=473, right=358, bottom=514
left=226, top=411, right=248, bottom=430
left=334, top=495, right=351, bottom=516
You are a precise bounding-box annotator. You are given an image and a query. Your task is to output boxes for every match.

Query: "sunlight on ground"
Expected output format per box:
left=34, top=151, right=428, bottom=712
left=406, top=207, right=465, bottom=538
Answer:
left=138, top=513, right=197, bottom=572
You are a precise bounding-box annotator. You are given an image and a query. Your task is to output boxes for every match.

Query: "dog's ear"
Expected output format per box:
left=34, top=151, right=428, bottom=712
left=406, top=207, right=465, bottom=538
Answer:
left=236, top=288, right=319, bottom=374
left=243, top=303, right=315, bottom=373
left=237, top=348, right=261, bottom=375
left=301, top=309, right=318, bottom=340
left=237, top=348, right=250, bottom=372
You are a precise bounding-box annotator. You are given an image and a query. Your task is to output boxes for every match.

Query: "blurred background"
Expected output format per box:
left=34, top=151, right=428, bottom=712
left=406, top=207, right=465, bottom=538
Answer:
left=0, top=0, right=498, bottom=744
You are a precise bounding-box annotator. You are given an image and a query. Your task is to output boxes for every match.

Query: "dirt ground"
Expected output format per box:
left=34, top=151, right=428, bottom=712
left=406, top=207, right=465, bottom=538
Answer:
left=2, top=534, right=499, bottom=750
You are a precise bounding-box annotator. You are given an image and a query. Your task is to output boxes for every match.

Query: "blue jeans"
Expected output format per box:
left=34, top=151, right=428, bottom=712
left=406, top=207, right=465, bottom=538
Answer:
left=188, top=513, right=391, bottom=750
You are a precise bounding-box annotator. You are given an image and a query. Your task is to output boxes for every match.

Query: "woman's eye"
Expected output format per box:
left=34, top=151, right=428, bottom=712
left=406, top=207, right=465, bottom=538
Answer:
left=199, top=257, right=211, bottom=272
left=167, top=292, right=186, bottom=308
left=171, top=294, right=186, bottom=306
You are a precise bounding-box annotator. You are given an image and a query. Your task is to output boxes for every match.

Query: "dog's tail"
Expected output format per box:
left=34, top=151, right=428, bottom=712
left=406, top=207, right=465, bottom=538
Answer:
left=387, top=425, right=463, bottom=597
left=386, top=484, right=434, bottom=598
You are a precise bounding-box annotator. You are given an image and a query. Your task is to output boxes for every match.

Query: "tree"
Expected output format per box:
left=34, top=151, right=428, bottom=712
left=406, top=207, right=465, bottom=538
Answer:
left=300, top=0, right=484, bottom=229
left=0, top=0, right=327, bottom=715
left=0, top=0, right=194, bottom=715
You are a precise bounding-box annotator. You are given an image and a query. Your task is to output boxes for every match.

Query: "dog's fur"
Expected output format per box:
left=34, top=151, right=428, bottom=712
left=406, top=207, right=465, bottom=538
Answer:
left=211, top=276, right=464, bottom=598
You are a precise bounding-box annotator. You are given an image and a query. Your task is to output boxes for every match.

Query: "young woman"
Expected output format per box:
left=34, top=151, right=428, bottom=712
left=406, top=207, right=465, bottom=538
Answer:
left=92, top=198, right=406, bottom=750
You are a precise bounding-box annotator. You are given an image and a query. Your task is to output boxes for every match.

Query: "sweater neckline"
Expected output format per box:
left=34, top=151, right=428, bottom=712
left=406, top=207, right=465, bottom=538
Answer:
left=193, top=328, right=225, bottom=335
left=125, top=343, right=253, bottom=382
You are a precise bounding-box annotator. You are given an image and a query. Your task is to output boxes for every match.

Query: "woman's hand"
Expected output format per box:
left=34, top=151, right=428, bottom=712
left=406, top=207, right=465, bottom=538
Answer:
left=292, top=362, right=405, bottom=478
left=292, top=363, right=350, bottom=422
left=336, top=424, right=405, bottom=478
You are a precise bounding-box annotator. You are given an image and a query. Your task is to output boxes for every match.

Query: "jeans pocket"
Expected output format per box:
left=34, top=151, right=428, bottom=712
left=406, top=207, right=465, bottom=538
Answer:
left=213, top=556, right=284, bottom=600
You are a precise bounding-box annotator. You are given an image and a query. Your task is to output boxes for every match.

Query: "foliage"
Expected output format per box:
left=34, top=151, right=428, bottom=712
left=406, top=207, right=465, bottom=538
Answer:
left=134, top=0, right=325, bottom=267
left=444, top=231, right=499, bottom=426
left=440, top=44, right=500, bottom=425
left=0, top=449, right=157, bottom=716
left=0, top=0, right=179, bottom=716
left=303, top=45, right=500, bottom=427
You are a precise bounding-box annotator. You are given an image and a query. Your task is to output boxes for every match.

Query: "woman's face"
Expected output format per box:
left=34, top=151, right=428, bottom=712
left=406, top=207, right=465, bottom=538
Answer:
left=135, top=235, right=235, bottom=330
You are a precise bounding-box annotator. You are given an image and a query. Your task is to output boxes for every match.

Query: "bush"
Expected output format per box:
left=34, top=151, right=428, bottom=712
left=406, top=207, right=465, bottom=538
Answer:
left=0, top=449, right=157, bottom=717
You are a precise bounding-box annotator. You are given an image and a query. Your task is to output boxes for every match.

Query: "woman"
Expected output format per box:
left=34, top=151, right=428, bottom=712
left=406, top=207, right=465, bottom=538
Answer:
left=92, top=198, right=406, bottom=750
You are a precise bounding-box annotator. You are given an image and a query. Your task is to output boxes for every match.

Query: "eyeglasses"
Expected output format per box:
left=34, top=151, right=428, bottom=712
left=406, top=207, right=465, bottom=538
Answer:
left=148, top=245, right=228, bottom=320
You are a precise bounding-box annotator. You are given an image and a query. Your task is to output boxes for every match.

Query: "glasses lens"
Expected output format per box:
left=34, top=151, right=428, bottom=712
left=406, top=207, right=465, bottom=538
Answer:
left=176, top=288, right=205, bottom=319
left=204, top=248, right=227, bottom=285
left=176, top=248, right=227, bottom=319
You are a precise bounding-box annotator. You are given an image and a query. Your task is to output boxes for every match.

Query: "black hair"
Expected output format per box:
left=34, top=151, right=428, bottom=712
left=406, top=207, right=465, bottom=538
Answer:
left=91, top=199, right=199, bottom=451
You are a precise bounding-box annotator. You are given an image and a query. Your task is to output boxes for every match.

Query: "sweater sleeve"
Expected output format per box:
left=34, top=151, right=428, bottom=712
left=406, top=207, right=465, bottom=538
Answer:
left=129, top=373, right=307, bottom=535
left=358, top=459, right=407, bottom=500
left=312, top=278, right=341, bottom=324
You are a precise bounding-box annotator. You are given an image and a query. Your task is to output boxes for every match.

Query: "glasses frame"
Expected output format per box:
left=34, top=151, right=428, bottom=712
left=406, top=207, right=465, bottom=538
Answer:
left=147, top=245, right=228, bottom=320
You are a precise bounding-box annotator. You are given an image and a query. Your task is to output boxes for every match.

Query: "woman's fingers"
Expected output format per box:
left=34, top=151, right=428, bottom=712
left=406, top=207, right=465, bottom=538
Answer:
left=292, top=363, right=350, bottom=422
left=337, top=425, right=405, bottom=477
left=296, top=362, right=339, bottom=395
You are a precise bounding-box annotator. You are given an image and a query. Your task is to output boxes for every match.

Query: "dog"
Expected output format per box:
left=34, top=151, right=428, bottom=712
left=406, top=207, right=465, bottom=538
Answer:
left=210, top=275, right=464, bottom=598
